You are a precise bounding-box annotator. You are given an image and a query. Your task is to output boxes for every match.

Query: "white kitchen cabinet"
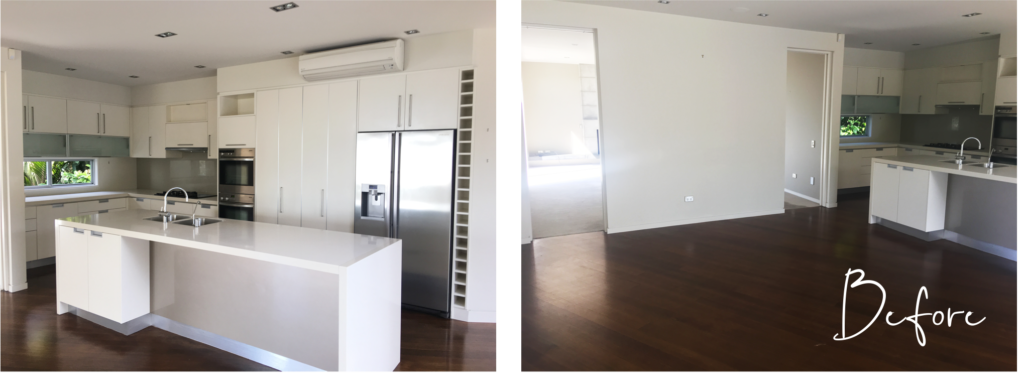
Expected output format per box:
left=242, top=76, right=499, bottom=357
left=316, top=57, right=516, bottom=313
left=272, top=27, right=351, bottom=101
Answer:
left=218, top=116, right=256, bottom=148
left=842, top=66, right=859, bottom=94
left=838, top=147, right=897, bottom=189
left=278, top=87, right=304, bottom=227
left=57, top=226, right=150, bottom=323
left=207, top=99, right=218, bottom=159
left=130, top=106, right=150, bottom=157
left=26, top=231, right=38, bottom=263
left=870, top=163, right=948, bottom=232
left=166, top=122, right=209, bottom=148
left=326, top=81, right=358, bottom=233
left=195, top=204, right=218, bottom=218
left=67, top=100, right=102, bottom=135
left=901, top=68, right=939, bottom=114
left=255, top=89, right=280, bottom=224
left=131, top=105, right=179, bottom=159
left=128, top=197, right=151, bottom=210
left=879, top=68, right=903, bottom=96
left=358, top=74, right=407, bottom=132
left=301, top=84, right=330, bottom=229
left=869, top=163, right=900, bottom=221
left=27, top=95, right=68, bottom=134
left=980, top=60, right=998, bottom=115
left=405, top=68, right=459, bottom=130
left=102, top=104, right=130, bottom=137
left=936, top=81, right=982, bottom=105
left=856, top=68, right=881, bottom=95
left=57, top=226, right=90, bottom=309
left=994, top=76, right=1017, bottom=106
left=150, top=105, right=171, bottom=158
left=77, top=198, right=127, bottom=213
left=38, top=203, right=79, bottom=259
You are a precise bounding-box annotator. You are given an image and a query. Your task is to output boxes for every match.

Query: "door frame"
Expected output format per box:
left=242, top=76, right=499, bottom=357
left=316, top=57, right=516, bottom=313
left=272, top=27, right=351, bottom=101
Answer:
left=521, top=23, right=609, bottom=239
left=787, top=47, right=836, bottom=207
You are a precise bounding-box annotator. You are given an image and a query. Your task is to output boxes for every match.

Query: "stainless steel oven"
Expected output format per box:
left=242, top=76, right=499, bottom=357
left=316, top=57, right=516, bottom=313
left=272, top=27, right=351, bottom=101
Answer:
left=991, top=106, right=1016, bottom=163
left=218, top=148, right=256, bottom=221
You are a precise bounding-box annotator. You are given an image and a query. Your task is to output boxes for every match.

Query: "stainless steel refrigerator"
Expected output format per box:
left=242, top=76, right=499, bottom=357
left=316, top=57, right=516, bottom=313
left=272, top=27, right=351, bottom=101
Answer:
left=354, top=129, right=456, bottom=317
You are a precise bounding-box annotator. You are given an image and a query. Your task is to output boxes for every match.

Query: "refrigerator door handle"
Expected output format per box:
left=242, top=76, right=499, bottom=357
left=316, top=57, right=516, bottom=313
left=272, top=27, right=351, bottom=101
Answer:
left=394, top=132, right=402, bottom=238
left=407, top=94, right=413, bottom=127
left=397, top=95, right=402, bottom=128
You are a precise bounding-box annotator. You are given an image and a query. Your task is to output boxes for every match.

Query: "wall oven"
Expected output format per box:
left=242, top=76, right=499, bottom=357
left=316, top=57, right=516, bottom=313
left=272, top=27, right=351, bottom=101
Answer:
left=991, top=106, right=1016, bottom=164
left=218, top=148, right=256, bottom=221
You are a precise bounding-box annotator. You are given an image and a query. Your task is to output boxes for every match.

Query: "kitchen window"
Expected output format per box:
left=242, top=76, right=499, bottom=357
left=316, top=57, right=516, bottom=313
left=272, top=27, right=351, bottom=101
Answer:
left=23, top=159, right=95, bottom=189
left=841, top=115, right=871, bottom=137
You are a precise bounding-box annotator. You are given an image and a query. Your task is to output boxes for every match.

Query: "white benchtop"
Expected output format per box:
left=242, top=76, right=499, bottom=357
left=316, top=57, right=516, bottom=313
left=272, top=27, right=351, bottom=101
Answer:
left=27, top=189, right=218, bottom=207
left=839, top=142, right=990, bottom=157
left=54, top=209, right=400, bottom=274
left=872, top=155, right=1018, bottom=184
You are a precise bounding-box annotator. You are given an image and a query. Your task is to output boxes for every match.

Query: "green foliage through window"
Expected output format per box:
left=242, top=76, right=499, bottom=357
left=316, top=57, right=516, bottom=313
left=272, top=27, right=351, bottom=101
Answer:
left=23, top=160, right=93, bottom=188
left=841, top=115, right=869, bottom=137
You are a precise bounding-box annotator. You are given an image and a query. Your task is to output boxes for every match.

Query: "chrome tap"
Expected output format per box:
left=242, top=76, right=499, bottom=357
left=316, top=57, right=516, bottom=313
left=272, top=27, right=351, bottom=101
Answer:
left=160, top=187, right=189, bottom=215
left=956, top=137, right=982, bottom=165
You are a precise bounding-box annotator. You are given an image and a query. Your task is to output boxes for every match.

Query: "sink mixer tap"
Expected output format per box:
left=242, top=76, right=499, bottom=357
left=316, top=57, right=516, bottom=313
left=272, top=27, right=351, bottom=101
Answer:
left=955, top=137, right=982, bottom=165
left=159, top=187, right=189, bottom=216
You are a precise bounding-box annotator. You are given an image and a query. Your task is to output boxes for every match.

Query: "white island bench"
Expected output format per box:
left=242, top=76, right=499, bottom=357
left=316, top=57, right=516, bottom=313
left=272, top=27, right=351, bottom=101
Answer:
left=54, top=209, right=402, bottom=371
left=868, top=155, right=1017, bottom=260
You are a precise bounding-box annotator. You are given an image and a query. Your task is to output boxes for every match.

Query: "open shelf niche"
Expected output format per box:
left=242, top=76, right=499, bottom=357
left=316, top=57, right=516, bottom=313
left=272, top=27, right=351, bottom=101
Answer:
left=452, top=67, right=474, bottom=310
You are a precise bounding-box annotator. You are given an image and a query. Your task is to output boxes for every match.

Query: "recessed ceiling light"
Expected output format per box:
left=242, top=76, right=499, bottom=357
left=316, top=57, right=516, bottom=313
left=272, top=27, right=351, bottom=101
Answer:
left=65, top=68, right=75, bottom=71
left=281, top=51, right=294, bottom=55
left=155, top=32, right=177, bottom=38
left=864, top=42, right=873, bottom=45
left=129, top=75, right=139, bottom=78
left=405, top=29, right=420, bottom=35
left=195, top=65, right=206, bottom=68
left=757, top=13, right=769, bottom=17
left=270, top=2, right=298, bottom=12
left=912, top=43, right=921, bottom=46
left=980, top=32, right=991, bottom=35
left=658, top=0, right=670, bottom=4
left=962, top=12, right=982, bottom=17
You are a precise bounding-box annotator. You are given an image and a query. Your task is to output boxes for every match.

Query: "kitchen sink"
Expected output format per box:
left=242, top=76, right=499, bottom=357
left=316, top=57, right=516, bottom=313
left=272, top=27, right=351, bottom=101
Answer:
left=143, top=214, right=192, bottom=223
left=174, top=217, right=222, bottom=227
left=967, top=162, right=1011, bottom=169
left=938, top=159, right=969, bottom=165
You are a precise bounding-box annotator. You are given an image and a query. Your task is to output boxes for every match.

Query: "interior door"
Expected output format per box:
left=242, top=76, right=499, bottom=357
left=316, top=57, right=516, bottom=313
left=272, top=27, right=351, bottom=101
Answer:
left=353, top=132, right=394, bottom=238
left=254, top=89, right=280, bottom=224
left=277, top=87, right=304, bottom=227
left=300, top=84, right=330, bottom=229
left=405, top=68, right=459, bottom=130
left=396, top=129, right=455, bottom=314
left=67, top=100, right=102, bottom=135
left=358, top=74, right=406, bottom=132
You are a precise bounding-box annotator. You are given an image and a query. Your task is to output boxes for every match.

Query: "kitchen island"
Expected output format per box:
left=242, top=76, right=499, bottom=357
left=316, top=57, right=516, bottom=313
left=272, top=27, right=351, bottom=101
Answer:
left=869, top=155, right=1017, bottom=260
left=54, top=209, right=402, bottom=371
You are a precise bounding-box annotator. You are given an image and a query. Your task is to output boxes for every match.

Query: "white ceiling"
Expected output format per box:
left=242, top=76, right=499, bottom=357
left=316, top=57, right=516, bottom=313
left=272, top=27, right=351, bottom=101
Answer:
left=568, top=0, right=1016, bottom=52
left=1, top=1, right=495, bottom=87
left=522, top=26, right=596, bottom=64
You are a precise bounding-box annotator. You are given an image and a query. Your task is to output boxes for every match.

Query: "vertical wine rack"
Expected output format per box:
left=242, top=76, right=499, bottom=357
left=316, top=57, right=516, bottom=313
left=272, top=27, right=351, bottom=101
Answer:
left=452, top=68, right=474, bottom=310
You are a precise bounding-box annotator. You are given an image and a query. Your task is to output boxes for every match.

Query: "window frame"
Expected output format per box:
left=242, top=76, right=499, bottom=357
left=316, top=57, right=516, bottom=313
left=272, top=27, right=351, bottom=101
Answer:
left=23, top=158, right=97, bottom=190
left=840, top=114, right=872, bottom=138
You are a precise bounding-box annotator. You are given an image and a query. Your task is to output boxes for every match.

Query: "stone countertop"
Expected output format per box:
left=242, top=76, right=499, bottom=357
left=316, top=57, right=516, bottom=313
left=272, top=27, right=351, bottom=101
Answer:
left=55, top=209, right=401, bottom=273
left=872, top=155, right=1017, bottom=184
left=27, top=189, right=219, bottom=207
left=839, top=142, right=991, bottom=157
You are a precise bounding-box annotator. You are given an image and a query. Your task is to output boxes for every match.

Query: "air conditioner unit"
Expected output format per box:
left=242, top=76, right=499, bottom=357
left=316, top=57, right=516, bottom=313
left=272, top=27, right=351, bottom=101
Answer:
left=298, top=39, right=404, bottom=81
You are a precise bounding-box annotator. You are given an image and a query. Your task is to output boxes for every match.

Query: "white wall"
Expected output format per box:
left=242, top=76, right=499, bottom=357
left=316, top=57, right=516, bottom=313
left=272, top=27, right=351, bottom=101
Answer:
left=218, top=31, right=474, bottom=93
left=524, top=2, right=845, bottom=232
left=23, top=70, right=131, bottom=105
left=1, top=47, right=28, bottom=291
left=521, top=107, right=533, bottom=245
left=785, top=51, right=826, bottom=200
left=844, top=48, right=904, bottom=68
left=998, top=32, right=1016, bottom=57
left=132, top=76, right=217, bottom=106
left=904, top=37, right=1000, bottom=69
left=521, top=62, right=584, bottom=156
left=465, top=27, right=497, bottom=323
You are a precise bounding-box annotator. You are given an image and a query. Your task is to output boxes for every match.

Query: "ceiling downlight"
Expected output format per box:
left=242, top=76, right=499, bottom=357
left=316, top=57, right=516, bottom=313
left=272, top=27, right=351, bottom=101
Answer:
left=65, top=68, right=76, bottom=71
left=962, top=12, right=982, bottom=17
left=155, top=32, right=177, bottom=38
left=281, top=51, right=294, bottom=55
left=405, top=29, right=420, bottom=35
left=270, top=2, right=298, bottom=12
left=757, top=13, right=769, bottom=17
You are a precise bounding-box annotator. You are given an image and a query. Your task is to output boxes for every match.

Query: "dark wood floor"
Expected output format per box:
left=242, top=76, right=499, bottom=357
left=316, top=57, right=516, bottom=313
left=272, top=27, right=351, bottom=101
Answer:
left=522, top=192, right=1016, bottom=371
left=1, top=265, right=495, bottom=371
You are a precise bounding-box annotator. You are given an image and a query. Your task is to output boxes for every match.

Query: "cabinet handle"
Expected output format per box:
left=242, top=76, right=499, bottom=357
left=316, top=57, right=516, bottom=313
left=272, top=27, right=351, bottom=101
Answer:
left=397, top=95, right=402, bottom=128
left=935, top=152, right=944, bottom=155
left=321, top=189, right=325, bottom=217
left=1005, top=101, right=1017, bottom=104
left=97, top=113, right=101, bottom=133
left=31, top=107, right=34, bottom=129
left=149, top=136, right=152, bottom=156
left=208, top=135, right=212, bottom=156
left=903, top=167, right=913, bottom=171
left=918, top=95, right=922, bottom=113
left=876, top=77, right=880, bottom=94
left=52, top=204, right=64, bottom=208
left=73, top=228, right=84, bottom=234
left=875, top=148, right=883, bottom=151
left=407, top=94, right=413, bottom=127
left=167, top=201, right=175, bottom=205
left=103, top=113, right=106, bottom=134
left=98, top=210, right=108, bottom=214
left=887, top=164, right=897, bottom=169
left=949, top=101, right=965, bottom=104
left=227, top=143, right=246, bottom=146
left=279, top=187, right=283, bottom=213
left=23, top=105, right=26, bottom=130
left=178, top=144, right=193, bottom=146
left=91, top=231, right=103, bottom=237
left=881, top=77, right=884, bottom=94
left=844, top=149, right=853, bottom=153
left=99, top=199, right=109, bottom=203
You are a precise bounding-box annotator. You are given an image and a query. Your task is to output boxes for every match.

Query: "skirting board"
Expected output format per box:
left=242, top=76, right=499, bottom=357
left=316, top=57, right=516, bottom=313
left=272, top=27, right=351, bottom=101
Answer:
left=27, top=257, right=56, bottom=269
left=5, top=283, right=28, bottom=293
left=877, top=219, right=1016, bottom=261
left=450, top=307, right=497, bottom=323
left=784, top=189, right=821, bottom=204
left=607, top=209, right=786, bottom=234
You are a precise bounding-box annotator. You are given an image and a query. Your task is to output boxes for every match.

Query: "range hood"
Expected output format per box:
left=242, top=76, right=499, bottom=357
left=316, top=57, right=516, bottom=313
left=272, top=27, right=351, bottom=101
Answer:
left=165, top=146, right=209, bottom=153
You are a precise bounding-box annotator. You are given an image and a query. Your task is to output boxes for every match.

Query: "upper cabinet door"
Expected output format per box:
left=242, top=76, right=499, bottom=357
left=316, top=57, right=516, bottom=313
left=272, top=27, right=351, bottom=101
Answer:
left=980, top=60, right=998, bottom=114
left=994, top=77, right=1017, bottom=106
left=28, top=95, right=68, bottom=134
left=102, top=104, right=131, bottom=137
left=130, top=106, right=150, bottom=158
left=358, top=74, right=407, bottom=132
left=405, top=68, right=459, bottom=130
left=841, top=66, right=859, bottom=95
left=254, top=89, right=280, bottom=224
left=856, top=67, right=882, bottom=95
left=879, top=68, right=903, bottom=97
left=67, top=100, right=102, bottom=135
left=149, top=105, right=169, bottom=158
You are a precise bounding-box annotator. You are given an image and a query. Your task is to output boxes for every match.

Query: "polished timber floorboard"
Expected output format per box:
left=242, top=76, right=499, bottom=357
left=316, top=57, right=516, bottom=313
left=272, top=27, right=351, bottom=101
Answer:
left=522, top=192, right=1016, bottom=371
left=1, top=265, right=495, bottom=371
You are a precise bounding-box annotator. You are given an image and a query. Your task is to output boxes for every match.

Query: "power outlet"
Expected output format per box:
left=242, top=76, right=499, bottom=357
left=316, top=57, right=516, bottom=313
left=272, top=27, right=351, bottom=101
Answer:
left=792, top=173, right=798, bottom=178
left=810, top=177, right=815, bottom=185
left=685, top=196, right=694, bottom=202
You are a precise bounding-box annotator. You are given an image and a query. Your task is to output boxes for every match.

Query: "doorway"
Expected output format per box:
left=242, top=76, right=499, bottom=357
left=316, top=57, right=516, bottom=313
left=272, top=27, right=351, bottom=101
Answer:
left=521, top=25, right=604, bottom=239
left=784, top=49, right=830, bottom=210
